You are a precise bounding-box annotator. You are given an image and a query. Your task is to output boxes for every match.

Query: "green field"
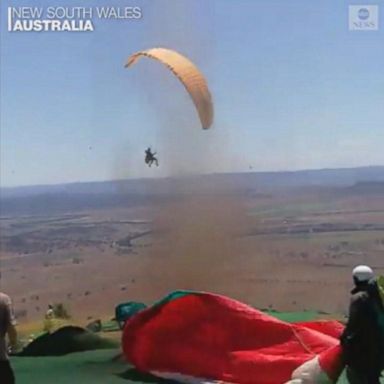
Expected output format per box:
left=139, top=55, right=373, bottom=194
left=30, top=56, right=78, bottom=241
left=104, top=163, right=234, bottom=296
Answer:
left=11, top=349, right=381, bottom=384
left=12, top=349, right=177, bottom=384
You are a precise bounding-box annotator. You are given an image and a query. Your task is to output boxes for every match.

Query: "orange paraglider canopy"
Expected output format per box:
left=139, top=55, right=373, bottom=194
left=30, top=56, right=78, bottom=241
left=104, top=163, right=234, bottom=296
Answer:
left=125, top=47, right=213, bottom=129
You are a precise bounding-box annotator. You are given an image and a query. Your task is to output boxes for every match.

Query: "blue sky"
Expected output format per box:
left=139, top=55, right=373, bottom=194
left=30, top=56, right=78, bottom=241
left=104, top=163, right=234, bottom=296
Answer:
left=1, top=0, right=383, bottom=187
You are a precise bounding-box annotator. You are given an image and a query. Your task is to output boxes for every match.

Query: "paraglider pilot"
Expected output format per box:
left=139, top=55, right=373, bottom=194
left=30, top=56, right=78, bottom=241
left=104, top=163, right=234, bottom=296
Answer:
left=145, top=147, right=159, bottom=167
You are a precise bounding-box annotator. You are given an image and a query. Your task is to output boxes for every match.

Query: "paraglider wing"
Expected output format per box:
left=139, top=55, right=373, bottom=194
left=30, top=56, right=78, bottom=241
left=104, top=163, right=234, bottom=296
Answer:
left=122, top=291, right=345, bottom=384
left=125, top=48, right=213, bottom=129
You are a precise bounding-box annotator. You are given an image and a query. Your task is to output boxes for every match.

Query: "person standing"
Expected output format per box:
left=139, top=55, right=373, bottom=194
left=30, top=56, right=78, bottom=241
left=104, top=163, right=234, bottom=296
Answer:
left=43, top=304, right=55, bottom=333
left=340, top=265, right=384, bottom=383
left=0, top=292, right=17, bottom=384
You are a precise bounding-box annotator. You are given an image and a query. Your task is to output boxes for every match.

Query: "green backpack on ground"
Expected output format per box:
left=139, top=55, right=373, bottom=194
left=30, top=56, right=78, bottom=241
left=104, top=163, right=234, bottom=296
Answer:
left=115, top=302, right=147, bottom=330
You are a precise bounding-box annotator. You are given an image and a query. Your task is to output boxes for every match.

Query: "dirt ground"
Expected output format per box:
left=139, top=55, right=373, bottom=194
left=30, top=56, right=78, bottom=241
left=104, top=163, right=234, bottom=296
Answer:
left=1, top=185, right=384, bottom=327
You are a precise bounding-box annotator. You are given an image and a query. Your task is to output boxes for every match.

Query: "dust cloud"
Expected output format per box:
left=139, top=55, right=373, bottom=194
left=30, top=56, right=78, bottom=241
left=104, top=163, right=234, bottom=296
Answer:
left=141, top=185, right=250, bottom=296
left=111, top=2, right=251, bottom=295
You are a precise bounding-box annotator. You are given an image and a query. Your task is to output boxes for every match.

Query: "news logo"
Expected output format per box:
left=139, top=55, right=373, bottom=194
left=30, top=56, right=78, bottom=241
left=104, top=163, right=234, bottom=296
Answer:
left=349, top=5, right=379, bottom=30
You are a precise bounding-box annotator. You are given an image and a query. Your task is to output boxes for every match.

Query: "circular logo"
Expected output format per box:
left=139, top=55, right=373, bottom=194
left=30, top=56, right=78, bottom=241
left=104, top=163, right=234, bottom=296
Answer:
left=358, top=8, right=370, bottom=20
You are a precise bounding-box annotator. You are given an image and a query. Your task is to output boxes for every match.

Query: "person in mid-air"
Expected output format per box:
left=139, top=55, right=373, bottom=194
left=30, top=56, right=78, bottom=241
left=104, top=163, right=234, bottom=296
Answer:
left=145, top=147, right=159, bottom=167
left=0, top=291, right=17, bottom=384
left=340, top=265, right=384, bottom=383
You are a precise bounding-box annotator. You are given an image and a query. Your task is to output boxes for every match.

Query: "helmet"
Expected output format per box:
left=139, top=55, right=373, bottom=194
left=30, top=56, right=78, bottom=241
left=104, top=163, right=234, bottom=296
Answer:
left=352, top=265, right=374, bottom=282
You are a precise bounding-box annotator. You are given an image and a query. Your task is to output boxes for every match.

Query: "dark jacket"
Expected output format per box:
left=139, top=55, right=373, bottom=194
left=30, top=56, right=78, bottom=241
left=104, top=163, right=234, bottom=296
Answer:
left=340, top=279, right=384, bottom=376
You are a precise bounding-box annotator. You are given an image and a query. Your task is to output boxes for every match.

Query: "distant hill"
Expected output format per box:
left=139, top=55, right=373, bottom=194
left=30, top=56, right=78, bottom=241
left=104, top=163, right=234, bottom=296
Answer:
left=345, top=181, right=384, bottom=193
left=1, top=166, right=384, bottom=216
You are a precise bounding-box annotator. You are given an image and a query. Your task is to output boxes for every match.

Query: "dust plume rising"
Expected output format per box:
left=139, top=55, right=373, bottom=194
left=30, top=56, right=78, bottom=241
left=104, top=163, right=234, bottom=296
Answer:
left=144, top=185, right=250, bottom=296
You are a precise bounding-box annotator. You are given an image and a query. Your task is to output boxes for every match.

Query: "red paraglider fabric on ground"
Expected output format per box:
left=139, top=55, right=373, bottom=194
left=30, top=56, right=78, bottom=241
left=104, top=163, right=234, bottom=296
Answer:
left=122, top=291, right=344, bottom=384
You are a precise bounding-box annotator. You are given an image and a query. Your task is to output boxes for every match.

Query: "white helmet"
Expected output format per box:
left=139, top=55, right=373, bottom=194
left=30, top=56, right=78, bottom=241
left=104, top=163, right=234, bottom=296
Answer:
left=352, top=265, right=374, bottom=282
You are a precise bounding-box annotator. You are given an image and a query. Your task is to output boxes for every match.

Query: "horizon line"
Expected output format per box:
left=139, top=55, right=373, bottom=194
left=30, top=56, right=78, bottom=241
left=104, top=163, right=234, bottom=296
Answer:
left=1, top=164, right=384, bottom=190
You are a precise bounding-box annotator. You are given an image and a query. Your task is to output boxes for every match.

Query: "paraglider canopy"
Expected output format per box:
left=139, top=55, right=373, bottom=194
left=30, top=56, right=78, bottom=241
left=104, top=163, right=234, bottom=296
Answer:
left=125, top=47, right=213, bottom=130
